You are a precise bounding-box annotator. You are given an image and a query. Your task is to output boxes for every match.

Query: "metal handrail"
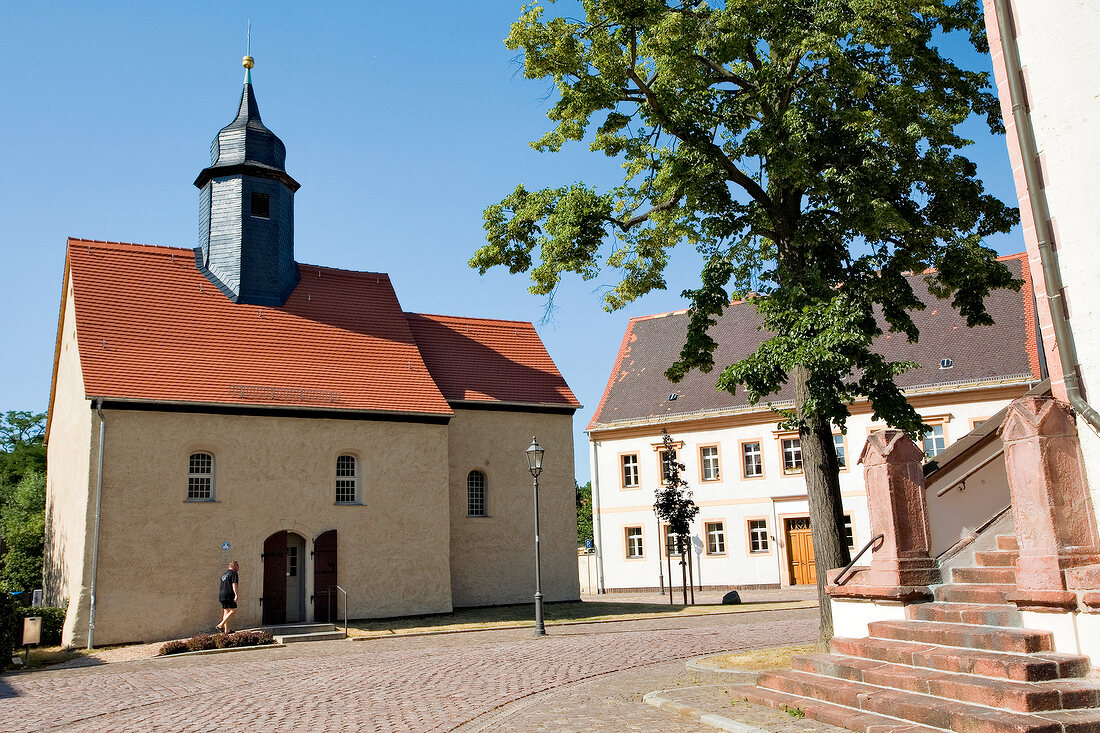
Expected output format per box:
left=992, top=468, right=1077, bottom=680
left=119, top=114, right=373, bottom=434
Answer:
left=933, top=449, right=1004, bottom=497
left=833, top=534, right=885, bottom=586
left=327, top=585, right=348, bottom=638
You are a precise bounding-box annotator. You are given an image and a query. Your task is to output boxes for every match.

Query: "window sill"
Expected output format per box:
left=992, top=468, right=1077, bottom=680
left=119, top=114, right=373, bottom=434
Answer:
left=335, top=501, right=362, bottom=506
left=467, top=514, right=492, bottom=519
left=184, top=498, right=217, bottom=503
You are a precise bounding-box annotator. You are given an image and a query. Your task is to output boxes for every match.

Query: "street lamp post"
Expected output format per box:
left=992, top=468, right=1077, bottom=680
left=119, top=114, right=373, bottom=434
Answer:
left=526, top=436, right=546, bottom=637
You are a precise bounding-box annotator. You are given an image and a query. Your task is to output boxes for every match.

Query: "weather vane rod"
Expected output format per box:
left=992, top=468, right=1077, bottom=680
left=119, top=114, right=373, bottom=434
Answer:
left=243, top=20, right=254, bottom=81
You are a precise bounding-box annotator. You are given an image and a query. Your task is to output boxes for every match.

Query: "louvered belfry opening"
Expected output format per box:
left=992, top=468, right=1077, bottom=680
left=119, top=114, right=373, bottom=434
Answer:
left=193, top=64, right=301, bottom=306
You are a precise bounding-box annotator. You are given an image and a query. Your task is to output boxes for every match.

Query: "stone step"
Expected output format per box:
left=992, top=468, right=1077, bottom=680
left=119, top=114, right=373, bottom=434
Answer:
left=952, top=565, right=1017, bottom=584
left=728, top=683, right=947, bottom=733
left=262, top=622, right=336, bottom=636
left=935, top=582, right=1015, bottom=604
left=976, top=549, right=1020, bottom=567
left=867, top=619, right=1053, bottom=654
left=792, top=653, right=1100, bottom=713
left=906, top=601, right=1022, bottom=626
left=830, top=636, right=1089, bottom=682
left=272, top=630, right=346, bottom=644
left=755, top=669, right=1100, bottom=733
left=999, top=534, right=1020, bottom=550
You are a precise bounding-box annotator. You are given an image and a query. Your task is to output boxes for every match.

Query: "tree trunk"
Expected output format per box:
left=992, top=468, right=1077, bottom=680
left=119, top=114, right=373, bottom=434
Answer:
left=791, top=366, right=852, bottom=645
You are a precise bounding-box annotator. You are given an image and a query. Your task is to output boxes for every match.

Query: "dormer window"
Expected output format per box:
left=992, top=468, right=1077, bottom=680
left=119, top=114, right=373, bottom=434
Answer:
left=250, top=192, right=270, bottom=219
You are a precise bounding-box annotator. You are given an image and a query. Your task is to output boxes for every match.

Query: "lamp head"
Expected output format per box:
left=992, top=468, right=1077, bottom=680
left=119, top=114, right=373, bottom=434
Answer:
left=525, top=436, right=544, bottom=477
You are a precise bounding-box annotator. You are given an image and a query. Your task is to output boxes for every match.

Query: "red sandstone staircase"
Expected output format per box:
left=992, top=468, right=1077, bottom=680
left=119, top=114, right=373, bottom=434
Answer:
left=730, top=536, right=1100, bottom=732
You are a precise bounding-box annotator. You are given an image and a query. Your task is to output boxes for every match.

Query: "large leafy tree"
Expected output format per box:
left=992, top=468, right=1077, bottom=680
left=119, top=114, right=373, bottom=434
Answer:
left=472, top=0, right=1018, bottom=639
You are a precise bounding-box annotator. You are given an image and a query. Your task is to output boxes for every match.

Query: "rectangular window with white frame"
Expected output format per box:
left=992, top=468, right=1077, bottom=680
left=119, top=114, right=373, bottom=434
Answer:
left=922, top=423, right=947, bottom=459
left=748, top=519, right=770, bottom=553
left=834, top=434, right=847, bottom=469
left=781, top=437, right=803, bottom=474
left=659, top=449, right=676, bottom=484
left=705, top=521, right=726, bottom=555
left=742, top=440, right=763, bottom=478
left=844, top=514, right=855, bottom=550
left=621, top=453, right=639, bottom=489
left=625, top=526, right=644, bottom=558
left=700, top=445, right=720, bottom=481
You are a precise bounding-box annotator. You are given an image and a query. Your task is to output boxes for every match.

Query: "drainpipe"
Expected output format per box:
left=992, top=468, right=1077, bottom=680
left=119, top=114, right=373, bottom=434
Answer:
left=993, top=0, right=1100, bottom=434
left=588, top=437, right=606, bottom=593
left=88, top=399, right=105, bottom=649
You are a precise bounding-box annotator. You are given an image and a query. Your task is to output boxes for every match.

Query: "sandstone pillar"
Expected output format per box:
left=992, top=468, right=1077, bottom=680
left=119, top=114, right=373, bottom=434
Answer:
left=1002, top=396, right=1100, bottom=609
left=859, top=430, right=939, bottom=588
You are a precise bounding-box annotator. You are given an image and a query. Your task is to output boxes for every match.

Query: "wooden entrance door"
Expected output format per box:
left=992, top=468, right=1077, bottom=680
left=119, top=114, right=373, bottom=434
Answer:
left=313, top=529, right=338, bottom=623
left=785, top=518, right=817, bottom=585
left=262, top=531, right=288, bottom=625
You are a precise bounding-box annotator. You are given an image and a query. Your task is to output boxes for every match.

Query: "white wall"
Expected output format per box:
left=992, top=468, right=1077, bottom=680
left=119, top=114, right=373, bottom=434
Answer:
left=1009, top=0, right=1100, bottom=521
left=592, top=388, right=1023, bottom=590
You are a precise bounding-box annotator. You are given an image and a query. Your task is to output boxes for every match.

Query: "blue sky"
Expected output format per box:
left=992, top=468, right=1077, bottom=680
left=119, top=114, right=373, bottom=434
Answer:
left=0, top=2, right=1021, bottom=482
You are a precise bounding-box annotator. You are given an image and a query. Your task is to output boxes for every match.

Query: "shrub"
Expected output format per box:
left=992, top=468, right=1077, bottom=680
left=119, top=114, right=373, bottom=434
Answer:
left=185, top=634, right=216, bottom=652
left=159, top=630, right=274, bottom=656
left=0, top=592, right=19, bottom=672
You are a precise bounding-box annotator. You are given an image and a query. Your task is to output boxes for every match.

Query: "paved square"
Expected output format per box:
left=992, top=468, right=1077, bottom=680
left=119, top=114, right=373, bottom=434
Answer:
left=1, top=608, right=818, bottom=732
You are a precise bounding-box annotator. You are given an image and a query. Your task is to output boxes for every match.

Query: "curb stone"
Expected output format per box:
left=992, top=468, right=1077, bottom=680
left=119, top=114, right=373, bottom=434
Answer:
left=686, top=655, right=759, bottom=680
left=153, top=642, right=289, bottom=660
left=644, top=688, right=773, bottom=733
left=351, top=600, right=817, bottom=641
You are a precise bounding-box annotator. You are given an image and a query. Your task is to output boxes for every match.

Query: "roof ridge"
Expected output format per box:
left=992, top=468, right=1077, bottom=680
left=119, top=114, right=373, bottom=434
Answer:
left=407, top=312, right=536, bottom=328
left=68, top=238, right=189, bottom=255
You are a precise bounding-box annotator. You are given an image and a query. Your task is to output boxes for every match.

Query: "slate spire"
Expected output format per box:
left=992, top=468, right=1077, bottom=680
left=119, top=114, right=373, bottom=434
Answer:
left=193, top=55, right=301, bottom=306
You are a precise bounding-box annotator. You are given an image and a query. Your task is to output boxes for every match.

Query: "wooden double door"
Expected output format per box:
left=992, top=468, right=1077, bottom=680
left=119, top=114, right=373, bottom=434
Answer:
left=262, top=529, right=338, bottom=625
left=785, top=517, right=817, bottom=586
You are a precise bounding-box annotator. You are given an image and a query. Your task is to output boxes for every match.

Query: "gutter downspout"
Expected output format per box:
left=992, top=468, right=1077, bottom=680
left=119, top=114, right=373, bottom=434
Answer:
left=994, top=0, right=1100, bottom=435
left=588, top=438, right=606, bottom=593
left=88, top=399, right=105, bottom=649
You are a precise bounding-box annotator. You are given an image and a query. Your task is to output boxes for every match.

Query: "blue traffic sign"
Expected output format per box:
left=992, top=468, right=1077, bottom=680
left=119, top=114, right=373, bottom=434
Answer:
left=585, top=539, right=593, bottom=549
left=221, top=542, right=231, bottom=551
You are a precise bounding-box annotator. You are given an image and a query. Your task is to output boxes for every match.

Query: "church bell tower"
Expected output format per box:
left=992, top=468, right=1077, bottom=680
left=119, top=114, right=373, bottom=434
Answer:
left=193, top=54, right=300, bottom=306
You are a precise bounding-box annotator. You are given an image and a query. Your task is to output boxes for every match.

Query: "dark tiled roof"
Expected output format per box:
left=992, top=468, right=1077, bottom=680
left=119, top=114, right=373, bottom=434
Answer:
left=405, top=313, right=580, bottom=409
left=589, top=255, right=1038, bottom=429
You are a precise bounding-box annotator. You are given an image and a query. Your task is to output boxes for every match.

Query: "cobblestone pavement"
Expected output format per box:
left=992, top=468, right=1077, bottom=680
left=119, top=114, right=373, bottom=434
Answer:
left=1, top=608, right=818, bottom=733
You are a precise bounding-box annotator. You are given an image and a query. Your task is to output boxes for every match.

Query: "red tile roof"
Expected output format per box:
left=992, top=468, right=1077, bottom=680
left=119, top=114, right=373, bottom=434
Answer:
left=405, top=313, right=580, bottom=408
left=63, top=239, right=452, bottom=415
left=60, top=239, right=578, bottom=417
left=588, top=254, right=1039, bottom=430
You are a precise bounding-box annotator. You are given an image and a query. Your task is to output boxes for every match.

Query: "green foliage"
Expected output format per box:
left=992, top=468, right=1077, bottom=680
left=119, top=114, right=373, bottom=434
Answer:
left=653, top=430, right=699, bottom=538
left=576, top=481, right=594, bottom=547
left=0, top=411, right=47, bottom=493
left=1, top=471, right=46, bottom=592
left=473, top=0, right=1019, bottom=437
left=0, top=591, right=19, bottom=671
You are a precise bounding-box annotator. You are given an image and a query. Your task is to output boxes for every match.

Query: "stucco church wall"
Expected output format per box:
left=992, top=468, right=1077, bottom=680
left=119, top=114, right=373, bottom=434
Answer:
left=447, top=408, right=580, bottom=607
left=83, top=410, right=451, bottom=646
left=44, top=276, right=96, bottom=646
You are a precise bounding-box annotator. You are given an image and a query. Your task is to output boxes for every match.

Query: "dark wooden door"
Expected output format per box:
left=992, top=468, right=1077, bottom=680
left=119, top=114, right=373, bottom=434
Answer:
left=313, top=529, right=338, bottom=622
left=262, top=531, right=288, bottom=625
left=785, top=518, right=817, bottom=585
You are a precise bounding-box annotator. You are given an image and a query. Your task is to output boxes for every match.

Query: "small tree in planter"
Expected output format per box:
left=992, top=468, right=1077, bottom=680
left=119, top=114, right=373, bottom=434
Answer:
left=653, top=430, right=699, bottom=605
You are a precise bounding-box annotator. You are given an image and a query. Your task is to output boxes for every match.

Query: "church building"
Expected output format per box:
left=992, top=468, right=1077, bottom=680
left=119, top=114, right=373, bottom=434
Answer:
left=44, top=57, right=580, bottom=647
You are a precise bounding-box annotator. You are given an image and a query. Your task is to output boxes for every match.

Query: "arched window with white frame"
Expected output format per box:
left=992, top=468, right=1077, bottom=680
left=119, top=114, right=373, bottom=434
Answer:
left=187, top=452, right=214, bottom=501
left=336, top=455, right=358, bottom=504
left=467, top=470, right=487, bottom=517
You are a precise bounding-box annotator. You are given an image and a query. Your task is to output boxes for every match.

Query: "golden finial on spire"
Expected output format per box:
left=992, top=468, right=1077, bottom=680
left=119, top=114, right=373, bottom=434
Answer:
left=243, top=56, right=254, bottom=69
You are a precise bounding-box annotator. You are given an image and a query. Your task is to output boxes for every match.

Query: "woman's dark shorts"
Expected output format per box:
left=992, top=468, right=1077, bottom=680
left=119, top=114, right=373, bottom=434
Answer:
left=221, top=600, right=237, bottom=609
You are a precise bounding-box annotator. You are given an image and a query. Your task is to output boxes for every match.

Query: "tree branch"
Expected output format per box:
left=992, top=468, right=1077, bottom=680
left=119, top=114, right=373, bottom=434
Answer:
left=692, top=54, right=755, bottom=89
left=626, top=68, right=774, bottom=209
